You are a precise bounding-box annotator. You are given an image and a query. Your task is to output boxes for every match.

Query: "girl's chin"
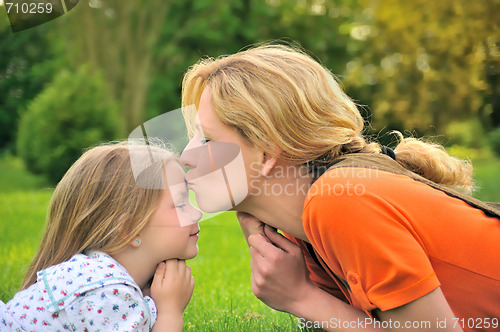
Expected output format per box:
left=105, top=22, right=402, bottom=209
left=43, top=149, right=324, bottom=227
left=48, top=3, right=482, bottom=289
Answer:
left=183, top=246, right=199, bottom=260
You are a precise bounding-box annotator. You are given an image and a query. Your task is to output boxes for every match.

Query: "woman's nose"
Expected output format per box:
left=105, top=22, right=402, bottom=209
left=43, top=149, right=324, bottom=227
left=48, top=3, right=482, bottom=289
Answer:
left=180, top=138, right=200, bottom=169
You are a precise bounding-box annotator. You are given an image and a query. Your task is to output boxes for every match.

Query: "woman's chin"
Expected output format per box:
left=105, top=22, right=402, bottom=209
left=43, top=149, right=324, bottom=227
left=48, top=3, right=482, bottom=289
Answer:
left=197, top=199, right=232, bottom=214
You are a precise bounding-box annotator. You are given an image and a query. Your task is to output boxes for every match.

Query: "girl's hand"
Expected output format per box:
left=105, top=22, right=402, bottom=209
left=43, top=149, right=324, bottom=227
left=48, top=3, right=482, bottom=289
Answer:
left=248, top=225, right=315, bottom=314
left=150, top=259, right=194, bottom=316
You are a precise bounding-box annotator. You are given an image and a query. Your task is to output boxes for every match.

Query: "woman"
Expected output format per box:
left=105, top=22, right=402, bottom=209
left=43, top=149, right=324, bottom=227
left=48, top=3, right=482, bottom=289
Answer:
left=179, top=44, right=500, bottom=331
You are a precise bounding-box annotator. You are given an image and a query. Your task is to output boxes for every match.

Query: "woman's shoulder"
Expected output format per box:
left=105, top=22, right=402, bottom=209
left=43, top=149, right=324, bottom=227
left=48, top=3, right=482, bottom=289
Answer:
left=303, top=164, right=499, bottom=250
left=303, top=165, right=474, bottom=235
left=306, top=166, right=419, bottom=205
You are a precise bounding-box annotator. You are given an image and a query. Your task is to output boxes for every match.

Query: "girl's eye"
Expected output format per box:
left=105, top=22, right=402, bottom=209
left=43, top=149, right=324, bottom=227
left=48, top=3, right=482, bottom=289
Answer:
left=201, top=138, right=211, bottom=145
left=175, top=203, right=186, bottom=209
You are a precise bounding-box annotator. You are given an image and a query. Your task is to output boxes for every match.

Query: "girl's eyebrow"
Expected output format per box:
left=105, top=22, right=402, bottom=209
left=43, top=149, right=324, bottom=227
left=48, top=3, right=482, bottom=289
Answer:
left=172, top=192, right=184, bottom=205
left=194, top=119, right=205, bottom=134
left=172, top=183, right=189, bottom=204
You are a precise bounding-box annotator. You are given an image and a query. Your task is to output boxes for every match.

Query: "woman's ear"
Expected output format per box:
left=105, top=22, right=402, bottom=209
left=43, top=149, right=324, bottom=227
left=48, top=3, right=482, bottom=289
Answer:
left=261, top=149, right=281, bottom=177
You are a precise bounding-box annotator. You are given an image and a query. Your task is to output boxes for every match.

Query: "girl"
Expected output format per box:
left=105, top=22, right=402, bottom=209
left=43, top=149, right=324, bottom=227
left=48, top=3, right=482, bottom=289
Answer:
left=1, top=142, right=202, bottom=331
left=180, top=44, right=500, bottom=331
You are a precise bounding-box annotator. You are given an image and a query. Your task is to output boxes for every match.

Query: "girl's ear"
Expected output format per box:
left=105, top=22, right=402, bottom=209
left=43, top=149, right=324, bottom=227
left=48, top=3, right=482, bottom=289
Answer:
left=130, top=237, right=141, bottom=247
left=261, top=149, right=281, bottom=177
left=117, top=213, right=140, bottom=246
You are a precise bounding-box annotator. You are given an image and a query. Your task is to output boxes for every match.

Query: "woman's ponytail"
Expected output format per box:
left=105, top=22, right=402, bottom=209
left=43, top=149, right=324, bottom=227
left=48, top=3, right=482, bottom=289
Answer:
left=391, top=131, right=474, bottom=194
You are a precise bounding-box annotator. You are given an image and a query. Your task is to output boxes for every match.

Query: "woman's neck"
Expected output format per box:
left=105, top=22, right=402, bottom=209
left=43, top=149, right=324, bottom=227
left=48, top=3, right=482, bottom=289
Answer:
left=237, top=164, right=312, bottom=242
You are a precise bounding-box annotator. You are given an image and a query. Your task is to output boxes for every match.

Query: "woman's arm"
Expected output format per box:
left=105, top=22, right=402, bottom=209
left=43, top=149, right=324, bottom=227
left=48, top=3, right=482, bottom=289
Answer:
left=374, top=288, right=462, bottom=331
left=248, top=226, right=462, bottom=331
left=248, top=227, right=383, bottom=331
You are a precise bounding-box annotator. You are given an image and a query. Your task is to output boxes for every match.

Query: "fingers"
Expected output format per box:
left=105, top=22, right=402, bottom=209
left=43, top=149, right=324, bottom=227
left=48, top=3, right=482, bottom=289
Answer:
left=152, top=260, right=192, bottom=285
left=263, top=225, right=299, bottom=253
left=248, top=233, right=278, bottom=257
left=249, top=244, right=260, bottom=259
left=152, top=261, right=166, bottom=287
left=150, top=259, right=195, bottom=314
left=237, top=211, right=260, bottom=224
left=157, top=261, right=167, bottom=275
left=237, top=212, right=266, bottom=244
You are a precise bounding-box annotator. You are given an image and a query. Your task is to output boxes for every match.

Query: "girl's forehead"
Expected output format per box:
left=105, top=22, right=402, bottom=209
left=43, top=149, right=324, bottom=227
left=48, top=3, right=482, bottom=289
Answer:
left=163, top=159, right=186, bottom=186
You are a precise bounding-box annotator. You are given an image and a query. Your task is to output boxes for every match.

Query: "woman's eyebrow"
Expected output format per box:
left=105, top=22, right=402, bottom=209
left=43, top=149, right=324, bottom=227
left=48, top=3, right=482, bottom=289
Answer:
left=195, top=122, right=208, bottom=136
left=195, top=117, right=215, bottom=136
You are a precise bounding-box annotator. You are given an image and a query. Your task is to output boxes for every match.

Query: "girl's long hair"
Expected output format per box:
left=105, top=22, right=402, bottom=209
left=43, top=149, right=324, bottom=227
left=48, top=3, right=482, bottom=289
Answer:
left=182, top=43, right=473, bottom=193
left=21, top=142, right=174, bottom=290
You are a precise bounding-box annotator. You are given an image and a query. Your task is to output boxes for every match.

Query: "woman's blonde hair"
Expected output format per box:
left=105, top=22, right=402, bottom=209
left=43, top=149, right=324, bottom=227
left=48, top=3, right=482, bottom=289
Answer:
left=21, top=141, right=175, bottom=290
left=182, top=43, right=473, bottom=193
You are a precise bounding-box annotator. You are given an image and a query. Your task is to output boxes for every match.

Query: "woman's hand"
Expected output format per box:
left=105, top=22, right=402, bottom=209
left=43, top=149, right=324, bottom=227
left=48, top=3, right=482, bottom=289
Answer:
left=239, top=214, right=384, bottom=330
left=248, top=224, right=315, bottom=314
left=237, top=211, right=270, bottom=245
left=150, top=259, right=194, bottom=332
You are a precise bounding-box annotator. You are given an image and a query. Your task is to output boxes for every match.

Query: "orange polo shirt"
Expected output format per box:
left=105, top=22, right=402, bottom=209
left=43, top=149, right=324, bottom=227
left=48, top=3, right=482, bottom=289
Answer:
left=289, top=167, right=500, bottom=330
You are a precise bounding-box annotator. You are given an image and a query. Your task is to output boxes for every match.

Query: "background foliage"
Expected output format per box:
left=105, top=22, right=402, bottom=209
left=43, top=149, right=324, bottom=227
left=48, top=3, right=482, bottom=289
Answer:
left=16, top=65, right=121, bottom=183
left=1, top=0, right=499, bottom=182
left=0, top=1, right=499, bottom=330
left=345, top=0, right=500, bottom=135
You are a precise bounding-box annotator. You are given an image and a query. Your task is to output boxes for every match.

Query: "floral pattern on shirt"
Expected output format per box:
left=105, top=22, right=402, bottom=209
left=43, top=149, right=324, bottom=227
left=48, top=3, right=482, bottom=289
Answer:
left=1, top=251, right=157, bottom=331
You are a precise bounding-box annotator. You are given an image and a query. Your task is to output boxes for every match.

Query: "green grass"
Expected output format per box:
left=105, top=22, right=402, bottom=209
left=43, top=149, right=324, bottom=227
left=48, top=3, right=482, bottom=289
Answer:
left=0, top=155, right=54, bottom=302
left=0, top=155, right=299, bottom=331
left=183, top=214, right=299, bottom=331
left=1, top=154, right=499, bottom=331
left=0, top=154, right=51, bottom=193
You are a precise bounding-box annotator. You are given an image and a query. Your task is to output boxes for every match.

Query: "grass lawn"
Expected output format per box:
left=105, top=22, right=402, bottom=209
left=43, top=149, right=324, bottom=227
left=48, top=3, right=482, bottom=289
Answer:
left=0, top=154, right=299, bottom=331
left=0, top=153, right=498, bottom=331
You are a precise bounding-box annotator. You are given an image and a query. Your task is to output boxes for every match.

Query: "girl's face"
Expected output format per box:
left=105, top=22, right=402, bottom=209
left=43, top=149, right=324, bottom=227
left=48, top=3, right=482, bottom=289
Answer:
left=139, top=161, right=202, bottom=262
left=180, top=87, right=262, bottom=213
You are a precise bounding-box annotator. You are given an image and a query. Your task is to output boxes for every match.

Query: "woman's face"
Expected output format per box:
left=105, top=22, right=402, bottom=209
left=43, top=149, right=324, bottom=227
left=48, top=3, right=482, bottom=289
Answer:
left=180, top=87, right=262, bottom=213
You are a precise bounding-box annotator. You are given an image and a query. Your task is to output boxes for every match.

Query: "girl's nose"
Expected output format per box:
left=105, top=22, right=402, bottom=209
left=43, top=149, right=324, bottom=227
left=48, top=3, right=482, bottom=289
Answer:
left=188, top=204, right=203, bottom=223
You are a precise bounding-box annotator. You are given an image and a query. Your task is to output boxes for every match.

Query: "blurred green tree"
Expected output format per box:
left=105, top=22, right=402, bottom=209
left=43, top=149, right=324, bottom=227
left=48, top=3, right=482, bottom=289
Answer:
left=5, top=0, right=498, bottom=154
left=0, top=15, right=53, bottom=150
left=16, top=65, right=121, bottom=183
left=341, top=0, right=500, bottom=135
left=51, top=0, right=361, bottom=133
left=147, top=0, right=363, bottom=119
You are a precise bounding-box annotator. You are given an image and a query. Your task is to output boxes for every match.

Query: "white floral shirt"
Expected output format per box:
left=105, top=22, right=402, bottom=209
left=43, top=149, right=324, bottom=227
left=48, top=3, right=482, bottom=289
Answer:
left=0, top=251, right=157, bottom=331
